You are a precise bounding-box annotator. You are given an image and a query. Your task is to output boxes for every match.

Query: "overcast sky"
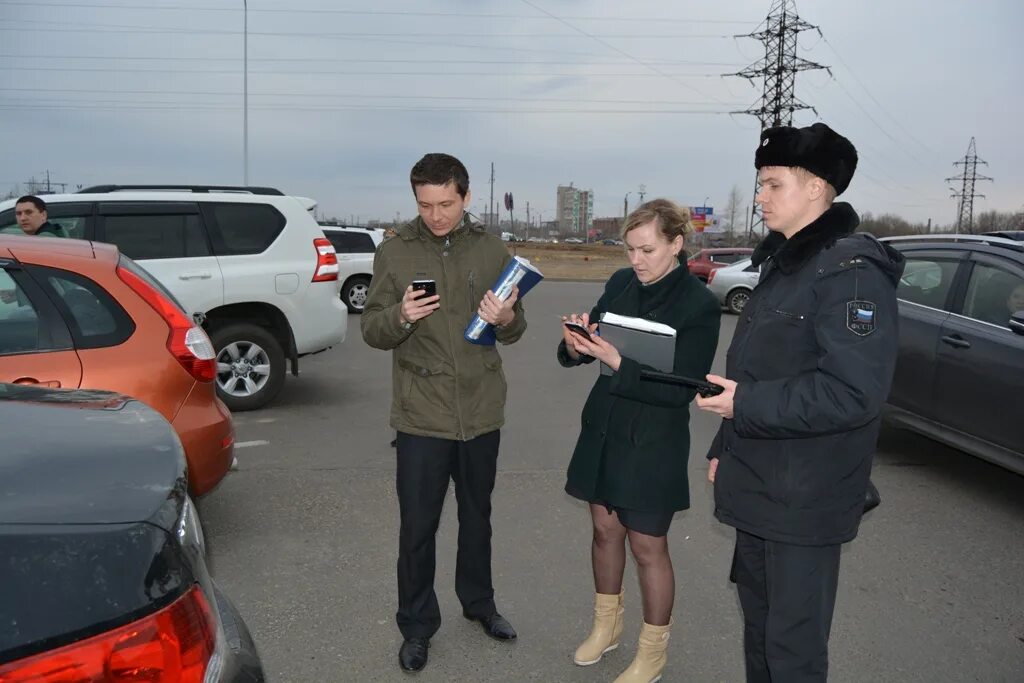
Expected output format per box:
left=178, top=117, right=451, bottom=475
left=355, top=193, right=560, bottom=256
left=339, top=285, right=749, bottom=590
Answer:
left=1, top=0, right=1020, bottom=227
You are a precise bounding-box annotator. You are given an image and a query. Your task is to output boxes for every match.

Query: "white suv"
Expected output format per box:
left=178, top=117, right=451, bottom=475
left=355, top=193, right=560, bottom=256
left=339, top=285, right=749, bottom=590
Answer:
left=0, top=185, right=348, bottom=411
left=319, top=224, right=385, bottom=313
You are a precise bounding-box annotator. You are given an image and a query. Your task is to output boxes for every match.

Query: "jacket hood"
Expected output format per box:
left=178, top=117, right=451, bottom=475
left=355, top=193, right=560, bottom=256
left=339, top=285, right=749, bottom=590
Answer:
left=752, top=202, right=904, bottom=284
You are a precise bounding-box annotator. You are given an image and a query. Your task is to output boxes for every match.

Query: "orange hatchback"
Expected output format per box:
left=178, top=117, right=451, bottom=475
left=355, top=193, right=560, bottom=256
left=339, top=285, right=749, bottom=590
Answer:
left=0, top=234, right=233, bottom=496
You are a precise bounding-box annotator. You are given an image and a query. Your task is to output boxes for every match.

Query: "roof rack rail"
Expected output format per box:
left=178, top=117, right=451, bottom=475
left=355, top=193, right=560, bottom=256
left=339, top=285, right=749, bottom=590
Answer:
left=879, top=234, right=1023, bottom=250
left=318, top=222, right=377, bottom=231
left=76, top=184, right=285, bottom=196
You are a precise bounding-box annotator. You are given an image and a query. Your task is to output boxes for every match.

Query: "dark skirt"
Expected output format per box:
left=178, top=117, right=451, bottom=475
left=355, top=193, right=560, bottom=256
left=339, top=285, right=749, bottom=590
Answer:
left=566, top=485, right=674, bottom=537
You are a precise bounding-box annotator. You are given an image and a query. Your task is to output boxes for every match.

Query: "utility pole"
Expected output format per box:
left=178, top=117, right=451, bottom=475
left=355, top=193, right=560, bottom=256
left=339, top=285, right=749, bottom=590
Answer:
left=637, top=184, right=646, bottom=205
left=489, top=162, right=495, bottom=231
left=729, top=0, right=830, bottom=238
left=526, top=201, right=531, bottom=239
left=243, top=0, right=249, bottom=186
left=37, top=170, right=68, bottom=194
left=946, top=137, right=991, bottom=234
left=623, top=192, right=631, bottom=219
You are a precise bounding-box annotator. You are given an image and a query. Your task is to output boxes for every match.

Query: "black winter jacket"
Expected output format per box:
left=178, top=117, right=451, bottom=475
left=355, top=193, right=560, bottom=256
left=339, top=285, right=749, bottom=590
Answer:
left=561, top=264, right=720, bottom=512
left=709, top=203, right=905, bottom=545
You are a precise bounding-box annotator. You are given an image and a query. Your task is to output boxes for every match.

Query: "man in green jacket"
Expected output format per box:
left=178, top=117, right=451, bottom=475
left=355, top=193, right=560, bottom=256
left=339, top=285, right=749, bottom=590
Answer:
left=361, top=153, right=527, bottom=673
left=8, top=196, right=69, bottom=237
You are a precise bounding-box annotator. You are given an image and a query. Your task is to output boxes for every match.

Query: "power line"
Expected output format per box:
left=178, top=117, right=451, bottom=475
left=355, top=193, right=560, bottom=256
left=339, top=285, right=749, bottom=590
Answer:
left=0, top=67, right=737, bottom=78
left=0, top=102, right=738, bottom=114
left=1, top=88, right=739, bottom=106
left=517, top=0, right=729, bottom=105
left=3, top=2, right=757, bottom=24
left=1, top=20, right=739, bottom=39
left=0, top=24, right=719, bottom=60
left=4, top=66, right=734, bottom=78
left=821, top=36, right=935, bottom=157
left=823, top=75, right=928, bottom=168
left=0, top=54, right=746, bottom=67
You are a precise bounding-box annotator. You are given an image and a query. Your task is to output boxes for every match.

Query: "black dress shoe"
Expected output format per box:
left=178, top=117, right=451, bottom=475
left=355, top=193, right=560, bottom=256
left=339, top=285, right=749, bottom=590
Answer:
left=398, top=637, right=429, bottom=672
left=465, top=612, right=517, bottom=641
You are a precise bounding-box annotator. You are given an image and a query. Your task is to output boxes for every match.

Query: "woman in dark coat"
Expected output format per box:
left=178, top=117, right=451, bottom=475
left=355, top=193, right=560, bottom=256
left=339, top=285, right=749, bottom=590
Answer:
left=558, top=199, right=720, bottom=683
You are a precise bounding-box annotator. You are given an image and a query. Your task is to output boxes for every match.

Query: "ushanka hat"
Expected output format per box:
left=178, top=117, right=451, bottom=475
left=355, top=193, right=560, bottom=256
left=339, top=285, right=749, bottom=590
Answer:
left=754, top=122, right=858, bottom=195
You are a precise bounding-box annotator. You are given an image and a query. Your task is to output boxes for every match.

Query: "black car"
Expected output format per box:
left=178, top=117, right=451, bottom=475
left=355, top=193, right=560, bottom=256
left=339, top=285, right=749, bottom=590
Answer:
left=0, top=384, right=264, bottom=681
left=882, top=234, right=1024, bottom=474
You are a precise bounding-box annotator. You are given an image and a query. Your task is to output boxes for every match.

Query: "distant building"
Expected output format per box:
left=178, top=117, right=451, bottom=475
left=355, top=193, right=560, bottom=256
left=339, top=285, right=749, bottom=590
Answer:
left=478, top=211, right=501, bottom=231
left=556, top=184, right=594, bottom=235
left=592, top=216, right=622, bottom=238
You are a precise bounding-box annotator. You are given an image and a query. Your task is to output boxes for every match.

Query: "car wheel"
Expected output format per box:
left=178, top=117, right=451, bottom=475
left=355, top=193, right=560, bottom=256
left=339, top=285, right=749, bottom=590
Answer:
left=726, top=288, right=751, bottom=315
left=342, top=275, right=371, bottom=313
left=210, top=323, right=285, bottom=412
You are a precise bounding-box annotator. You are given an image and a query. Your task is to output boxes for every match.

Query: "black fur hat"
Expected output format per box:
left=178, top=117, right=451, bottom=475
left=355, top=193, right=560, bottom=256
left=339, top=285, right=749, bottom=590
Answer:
left=754, top=122, right=858, bottom=195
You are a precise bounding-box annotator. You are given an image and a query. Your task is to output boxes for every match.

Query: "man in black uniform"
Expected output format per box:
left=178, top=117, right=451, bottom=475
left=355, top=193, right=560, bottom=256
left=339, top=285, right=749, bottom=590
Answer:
left=697, top=123, right=904, bottom=682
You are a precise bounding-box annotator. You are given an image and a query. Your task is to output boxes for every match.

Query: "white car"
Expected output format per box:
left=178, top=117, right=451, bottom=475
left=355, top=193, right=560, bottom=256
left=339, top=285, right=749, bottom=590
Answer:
left=706, top=257, right=761, bottom=314
left=0, top=185, right=348, bottom=411
left=319, top=225, right=385, bottom=313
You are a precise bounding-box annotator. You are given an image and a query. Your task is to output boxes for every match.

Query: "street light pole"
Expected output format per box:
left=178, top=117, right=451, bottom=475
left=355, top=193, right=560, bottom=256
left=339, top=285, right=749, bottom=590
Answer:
left=243, top=0, right=249, bottom=186
left=623, top=191, right=631, bottom=219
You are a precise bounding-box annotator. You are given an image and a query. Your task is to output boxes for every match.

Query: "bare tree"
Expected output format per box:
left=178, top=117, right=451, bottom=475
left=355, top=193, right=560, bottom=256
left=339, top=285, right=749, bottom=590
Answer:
left=722, top=185, right=744, bottom=238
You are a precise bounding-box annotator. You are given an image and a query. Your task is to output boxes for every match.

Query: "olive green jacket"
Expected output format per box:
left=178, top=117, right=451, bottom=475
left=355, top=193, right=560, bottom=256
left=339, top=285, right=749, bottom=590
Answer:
left=361, top=215, right=527, bottom=440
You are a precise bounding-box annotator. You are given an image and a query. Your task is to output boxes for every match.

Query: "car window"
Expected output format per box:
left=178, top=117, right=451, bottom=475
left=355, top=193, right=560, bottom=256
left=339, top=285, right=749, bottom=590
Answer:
left=33, top=267, right=134, bottom=349
left=208, top=203, right=285, bottom=256
left=0, top=269, right=47, bottom=354
left=327, top=231, right=376, bottom=254
left=102, top=213, right=209, bottom=260
left=45, top=203, right=92, bottom=240
left=897, top=257, right=959, bottom=310
left=0, top=203, right=90, bottom=239
left=961, top=263, right=1024, bottom=327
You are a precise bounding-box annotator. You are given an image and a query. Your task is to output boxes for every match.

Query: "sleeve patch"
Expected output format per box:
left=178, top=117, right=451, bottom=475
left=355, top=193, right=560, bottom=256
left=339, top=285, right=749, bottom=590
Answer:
left=846, top=300, right=877, bottom=336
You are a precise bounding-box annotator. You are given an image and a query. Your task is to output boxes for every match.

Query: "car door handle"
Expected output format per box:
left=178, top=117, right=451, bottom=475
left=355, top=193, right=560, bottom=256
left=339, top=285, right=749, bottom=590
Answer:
left=179, top=272, right=212, bottom=280
left=941, top=335, right=971, bottom=349
left=12, top=377, right=61, bottom=387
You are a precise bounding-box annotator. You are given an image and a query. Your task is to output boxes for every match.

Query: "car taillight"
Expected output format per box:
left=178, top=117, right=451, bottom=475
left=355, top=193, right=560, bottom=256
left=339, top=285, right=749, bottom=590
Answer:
left=0, top=585, right=217, bottom=683
left=706, top=269, right=717, bottom=285
left=116, top=266, right=217, bottom=383
left=312, top=237, right=339, bottom=282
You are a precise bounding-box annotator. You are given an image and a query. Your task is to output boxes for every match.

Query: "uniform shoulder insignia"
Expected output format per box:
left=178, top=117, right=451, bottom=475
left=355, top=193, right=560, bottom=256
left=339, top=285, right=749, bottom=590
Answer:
left=846, top=300, right=876, bottom=336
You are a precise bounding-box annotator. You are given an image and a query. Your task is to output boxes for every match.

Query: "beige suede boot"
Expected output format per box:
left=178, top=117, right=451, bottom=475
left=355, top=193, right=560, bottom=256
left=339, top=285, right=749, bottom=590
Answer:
left=612, top=620, right=671, bottom=683
left=572, top=590, right=625, bottom=666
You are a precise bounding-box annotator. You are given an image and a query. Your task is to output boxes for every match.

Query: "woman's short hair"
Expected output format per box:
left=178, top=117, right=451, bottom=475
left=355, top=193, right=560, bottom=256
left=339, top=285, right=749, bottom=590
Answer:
left=621, top=198, right=693, bottom=243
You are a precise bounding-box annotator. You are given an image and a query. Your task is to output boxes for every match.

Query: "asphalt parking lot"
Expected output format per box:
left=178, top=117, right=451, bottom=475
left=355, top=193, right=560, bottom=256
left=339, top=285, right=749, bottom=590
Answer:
left=201, top=280, right=1024, bottom=683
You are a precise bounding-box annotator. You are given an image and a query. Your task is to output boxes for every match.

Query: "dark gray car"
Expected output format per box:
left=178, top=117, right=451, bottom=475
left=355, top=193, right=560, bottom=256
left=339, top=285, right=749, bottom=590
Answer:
left=882, top=234, right=1024, bottom=475
left=0, top=384, right=265, bottom=680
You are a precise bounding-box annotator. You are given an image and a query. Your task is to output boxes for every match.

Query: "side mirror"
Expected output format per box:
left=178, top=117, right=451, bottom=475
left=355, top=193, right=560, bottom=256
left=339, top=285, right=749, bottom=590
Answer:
left=1010, top=311, right=1024, bottom=336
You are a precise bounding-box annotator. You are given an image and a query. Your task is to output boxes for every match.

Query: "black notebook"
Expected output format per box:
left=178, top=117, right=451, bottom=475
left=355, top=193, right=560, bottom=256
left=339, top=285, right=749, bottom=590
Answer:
left=598, top=312, right=677, bottom=376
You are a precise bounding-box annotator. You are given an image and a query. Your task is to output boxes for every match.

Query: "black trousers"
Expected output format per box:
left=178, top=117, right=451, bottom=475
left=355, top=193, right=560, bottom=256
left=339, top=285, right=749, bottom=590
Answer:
left=733, top=529, right=842, bottom=683
left=395, top=430, right=499, bottom=639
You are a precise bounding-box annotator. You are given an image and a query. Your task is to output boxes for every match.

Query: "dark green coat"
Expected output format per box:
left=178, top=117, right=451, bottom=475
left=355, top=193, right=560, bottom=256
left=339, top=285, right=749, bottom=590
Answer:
left=560, top=264, right=720, bottom=512
left=361, top=215, right=527, bottom=441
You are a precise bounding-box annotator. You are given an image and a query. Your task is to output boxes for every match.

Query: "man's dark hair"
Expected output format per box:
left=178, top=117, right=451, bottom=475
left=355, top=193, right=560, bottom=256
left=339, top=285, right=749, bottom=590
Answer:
left=16, top=195, right=47, bottom=212
left=410, top=153, right=469, bottom=198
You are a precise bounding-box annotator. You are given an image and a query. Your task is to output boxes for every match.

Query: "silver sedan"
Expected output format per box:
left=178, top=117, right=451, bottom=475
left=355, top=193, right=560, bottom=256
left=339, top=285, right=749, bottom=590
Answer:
left=706, top=258, right=760, bottom=314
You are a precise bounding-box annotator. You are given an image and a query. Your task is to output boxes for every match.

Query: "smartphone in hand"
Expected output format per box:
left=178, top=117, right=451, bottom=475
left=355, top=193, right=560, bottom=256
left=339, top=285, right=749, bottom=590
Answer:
left=564, top=321, right=594, bottom=342
left=412, top=279, right=437, bottom=298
